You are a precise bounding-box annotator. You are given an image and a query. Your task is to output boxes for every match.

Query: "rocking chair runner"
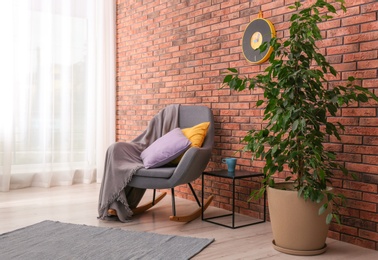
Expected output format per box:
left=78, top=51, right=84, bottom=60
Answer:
left=127, top=105, right=214, bottom=222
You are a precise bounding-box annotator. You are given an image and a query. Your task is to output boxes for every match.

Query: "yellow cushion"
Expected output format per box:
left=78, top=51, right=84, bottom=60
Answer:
left=182, top=121, right=210, bottom=147
left=170, top=122, right=210, bottom=165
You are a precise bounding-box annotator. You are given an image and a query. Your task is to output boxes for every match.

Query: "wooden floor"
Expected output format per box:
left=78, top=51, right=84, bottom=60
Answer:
left=1, top=183, right=377, bottom=259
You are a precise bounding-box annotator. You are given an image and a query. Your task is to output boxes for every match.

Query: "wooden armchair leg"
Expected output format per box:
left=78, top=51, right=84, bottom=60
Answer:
left=132, top=191, right=167, bottom=215
left=107, top=191, right=167, bottom=217
left=169, top=195, right=214, bottom=222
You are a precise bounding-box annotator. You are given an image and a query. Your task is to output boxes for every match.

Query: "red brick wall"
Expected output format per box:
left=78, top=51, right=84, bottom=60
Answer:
left=116, top=0, right=378, bottom=250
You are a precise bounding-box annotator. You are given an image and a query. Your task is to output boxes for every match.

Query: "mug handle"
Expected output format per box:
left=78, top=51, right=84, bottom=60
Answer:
left=222, top=159, right=226, bottom=163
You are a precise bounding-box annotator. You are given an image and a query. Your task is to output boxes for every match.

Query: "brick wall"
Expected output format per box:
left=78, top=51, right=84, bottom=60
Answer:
left=116, top=0, right=378, bottom=250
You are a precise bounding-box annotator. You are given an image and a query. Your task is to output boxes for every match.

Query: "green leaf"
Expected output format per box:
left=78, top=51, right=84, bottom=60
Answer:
left=319, top=169, right=325, bottom=180
left=290, top=14, right=299, bottom=21
left=357, top=94, right=368, bottom=102
left=326, top=213, right=333, bottom=224
left=227, top=68, right=238, bottom=73
left=272, top=145, right=278, bottom=155
left=325, top=3, right=336, bottom=13
left=292, top=120, right=299, bottom=132
left=351, top=172, right=358, bottom=180
left=259, top=42, right=268, bottom=52
left=326, top=103, right=337, bottom=116
left=330, top=66, right=337, bottom=76
left=333, top=214, right=341, bottom=224
left=348, top=76, right=356, bottom=81
left=354, top=85, right=368, bottom=93
left=223, top=75, right=233, bottom=84
left=256, top=100, right=264, bottom=107
left=298, top=186, right=305, bottom=198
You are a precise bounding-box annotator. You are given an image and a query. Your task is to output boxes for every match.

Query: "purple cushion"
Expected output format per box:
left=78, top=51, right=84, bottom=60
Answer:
left=141, top=128, right=191, bottom=169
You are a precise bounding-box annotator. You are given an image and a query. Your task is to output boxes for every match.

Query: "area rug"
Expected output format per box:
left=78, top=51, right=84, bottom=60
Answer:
left=0, top=220, right=214, bottom=260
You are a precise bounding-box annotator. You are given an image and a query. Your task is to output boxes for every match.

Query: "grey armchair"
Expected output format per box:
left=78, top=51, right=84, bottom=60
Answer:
left=128, top=105, right=214, bottom=222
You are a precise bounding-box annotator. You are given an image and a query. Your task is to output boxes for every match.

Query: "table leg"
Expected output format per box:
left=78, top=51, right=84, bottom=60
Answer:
left=201, top=173, right=204, bottom=220
left=232, top=177, right=235, bottom=228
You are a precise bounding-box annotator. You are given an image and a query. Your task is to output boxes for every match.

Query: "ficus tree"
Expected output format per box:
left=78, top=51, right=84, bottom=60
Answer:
left=222, top=0, right=378, bottom=223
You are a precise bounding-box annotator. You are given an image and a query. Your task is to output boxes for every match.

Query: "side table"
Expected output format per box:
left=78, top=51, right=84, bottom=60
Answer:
left=201, top=170, right=266, bottom=229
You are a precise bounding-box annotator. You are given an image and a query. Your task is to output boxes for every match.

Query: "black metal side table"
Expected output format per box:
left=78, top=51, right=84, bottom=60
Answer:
left=201, top=170, right=266, bottom=229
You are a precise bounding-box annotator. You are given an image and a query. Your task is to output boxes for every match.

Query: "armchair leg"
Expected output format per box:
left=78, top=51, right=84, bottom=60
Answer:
left=169, top=182, right=213, bottom=222
left=107, top=191, right=167, bottom=217
left=152, top=189, right=156, bottom=205
left=171, top=188, right=176, bottom=216
left=169, top=195, right=213, bottom=222
left=188, top=183, right=201, bottom=207
left=132, top=191, right=167, bottom=215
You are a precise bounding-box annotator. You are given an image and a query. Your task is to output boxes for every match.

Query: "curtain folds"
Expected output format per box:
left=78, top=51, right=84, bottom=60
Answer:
left=0, top=0, right=115, bottom=191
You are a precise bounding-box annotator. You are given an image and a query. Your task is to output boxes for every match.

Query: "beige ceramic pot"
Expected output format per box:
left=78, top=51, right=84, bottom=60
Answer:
left=267, top=182, right=332, bottom=256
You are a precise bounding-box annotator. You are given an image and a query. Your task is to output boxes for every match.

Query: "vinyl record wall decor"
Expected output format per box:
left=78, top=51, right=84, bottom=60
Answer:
left=242, top=12, right=276, bottom=64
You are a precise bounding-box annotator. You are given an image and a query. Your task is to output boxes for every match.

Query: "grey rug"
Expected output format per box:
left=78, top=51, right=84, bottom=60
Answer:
left=0, top=220, right=214, bottom=260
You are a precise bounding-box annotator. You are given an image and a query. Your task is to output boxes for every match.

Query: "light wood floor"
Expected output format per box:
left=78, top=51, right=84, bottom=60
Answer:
left=1, top=183, right=377, bottom=259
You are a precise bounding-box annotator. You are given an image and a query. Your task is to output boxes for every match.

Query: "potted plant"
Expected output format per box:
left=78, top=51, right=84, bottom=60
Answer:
left=222, top=0, right=377, bottom=256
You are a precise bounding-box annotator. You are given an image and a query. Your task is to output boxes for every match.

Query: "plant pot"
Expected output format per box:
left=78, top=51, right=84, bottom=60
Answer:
left=267, top=182, right=332, bottom=256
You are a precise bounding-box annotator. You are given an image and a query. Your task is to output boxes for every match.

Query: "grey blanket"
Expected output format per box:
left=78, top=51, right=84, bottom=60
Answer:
left=98, top=104, right=180, bottom=222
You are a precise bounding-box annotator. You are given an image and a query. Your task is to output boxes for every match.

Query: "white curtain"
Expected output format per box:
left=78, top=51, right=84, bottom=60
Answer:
left=0, top=0, right=115, bottom=191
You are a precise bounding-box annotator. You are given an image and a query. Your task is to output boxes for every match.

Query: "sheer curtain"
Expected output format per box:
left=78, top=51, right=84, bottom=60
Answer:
left=0, top=0, right=115, bottom=191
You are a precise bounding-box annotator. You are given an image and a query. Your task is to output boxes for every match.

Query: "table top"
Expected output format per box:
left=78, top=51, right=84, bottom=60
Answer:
left=203, top=170, right=264, bottom=179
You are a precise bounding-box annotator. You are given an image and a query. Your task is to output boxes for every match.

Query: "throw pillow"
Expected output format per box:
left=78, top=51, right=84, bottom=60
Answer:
left=170, top=121, right=210, bottom=165
left=140, top=128, right=191, bottom=169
